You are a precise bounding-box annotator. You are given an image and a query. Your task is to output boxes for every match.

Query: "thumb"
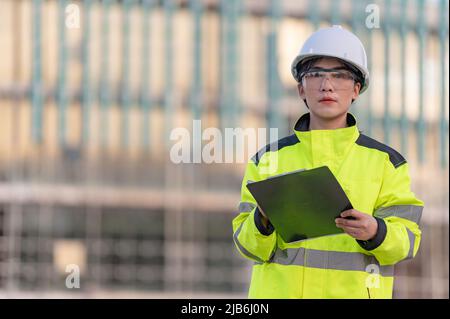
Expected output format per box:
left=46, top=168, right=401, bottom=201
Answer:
left=258, top=206, right=268, bottom=218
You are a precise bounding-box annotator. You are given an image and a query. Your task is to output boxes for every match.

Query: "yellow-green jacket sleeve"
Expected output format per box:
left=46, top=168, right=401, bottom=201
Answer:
left=232, top=160, right=277, bottom=263
left=357, top=160, right=424, bottom=266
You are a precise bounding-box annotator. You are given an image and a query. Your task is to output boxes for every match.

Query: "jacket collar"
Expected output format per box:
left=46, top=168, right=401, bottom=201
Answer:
left=292, top=113, right=361, bottom=169
left=294, top=112, right=357, bottom=132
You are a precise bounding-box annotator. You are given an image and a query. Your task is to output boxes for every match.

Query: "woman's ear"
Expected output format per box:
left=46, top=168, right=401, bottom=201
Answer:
left=297, top=83, right=305, bottom=99
left=352, top=82, right=361, bottom=100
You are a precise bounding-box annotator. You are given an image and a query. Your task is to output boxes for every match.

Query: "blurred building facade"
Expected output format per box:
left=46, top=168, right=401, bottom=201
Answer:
left=0, top=0, right=448, bottom=298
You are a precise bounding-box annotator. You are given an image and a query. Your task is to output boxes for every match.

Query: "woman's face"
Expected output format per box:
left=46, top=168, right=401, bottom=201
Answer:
left=297, top=57, right=361, bottom=121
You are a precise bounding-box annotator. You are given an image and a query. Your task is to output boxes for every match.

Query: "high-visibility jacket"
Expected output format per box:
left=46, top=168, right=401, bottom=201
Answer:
left=232, top=112, right=424, bottom=299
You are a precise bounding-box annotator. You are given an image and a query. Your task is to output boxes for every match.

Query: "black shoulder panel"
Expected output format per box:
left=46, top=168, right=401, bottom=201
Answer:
left=355, top=134, right=407, bottom=168
left=251, top=134, right=300, bottom=166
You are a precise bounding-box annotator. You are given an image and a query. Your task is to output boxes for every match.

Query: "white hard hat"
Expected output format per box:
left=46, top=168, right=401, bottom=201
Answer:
left=291, top=25, right=370, bottom=93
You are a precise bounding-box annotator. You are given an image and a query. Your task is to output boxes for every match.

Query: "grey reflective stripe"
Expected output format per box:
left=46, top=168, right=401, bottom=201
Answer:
left=405, top=228, right=416, bottom=259
left=233, top=224, right=264, bottom=263
left=238, top=202, right=256, bottom=213
left=374, top=205, right=423, bottom=224
left=269, top=247, right=394, bottom=276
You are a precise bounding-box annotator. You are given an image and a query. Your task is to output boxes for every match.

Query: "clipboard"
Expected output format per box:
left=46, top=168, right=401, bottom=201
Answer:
left=246, top=166, right=353, bottom=243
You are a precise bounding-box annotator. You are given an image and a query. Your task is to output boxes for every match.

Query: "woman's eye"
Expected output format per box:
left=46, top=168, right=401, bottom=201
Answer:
left=311, top=72, right=323, bottom=78
left=334, top=73, right=351, bottom=79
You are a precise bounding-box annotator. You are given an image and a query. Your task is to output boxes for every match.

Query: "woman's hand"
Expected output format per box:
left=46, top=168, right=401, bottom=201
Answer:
left=335, top=209, right=378, bottom=241
left=258, top=206, right=270, bottom=229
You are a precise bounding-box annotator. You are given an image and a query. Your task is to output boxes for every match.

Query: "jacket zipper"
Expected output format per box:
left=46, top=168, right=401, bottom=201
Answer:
left=367, top=288, right=371, bottom=299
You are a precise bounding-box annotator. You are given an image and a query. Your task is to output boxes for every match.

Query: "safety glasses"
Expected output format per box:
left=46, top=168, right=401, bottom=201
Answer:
left=300, top=67, right=356, bottom=90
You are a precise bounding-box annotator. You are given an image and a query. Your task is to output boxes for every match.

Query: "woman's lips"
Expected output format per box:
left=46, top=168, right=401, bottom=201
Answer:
left=319, top=99, right=337, bottom=104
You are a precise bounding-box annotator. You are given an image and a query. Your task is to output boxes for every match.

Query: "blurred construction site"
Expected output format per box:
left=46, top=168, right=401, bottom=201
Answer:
left=0, top=0, right=448, bottom=298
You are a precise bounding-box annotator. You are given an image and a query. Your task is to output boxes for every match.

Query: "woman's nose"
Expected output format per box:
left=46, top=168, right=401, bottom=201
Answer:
left=320, top=77, right=334, bottom=91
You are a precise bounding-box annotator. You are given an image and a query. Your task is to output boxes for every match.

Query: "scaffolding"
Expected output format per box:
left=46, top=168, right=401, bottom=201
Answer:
left=0, top=0, right=448, bottom=298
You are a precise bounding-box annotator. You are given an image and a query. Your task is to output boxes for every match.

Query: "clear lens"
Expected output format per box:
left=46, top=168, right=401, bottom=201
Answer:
left=302, top=69, right=355, bottom=90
